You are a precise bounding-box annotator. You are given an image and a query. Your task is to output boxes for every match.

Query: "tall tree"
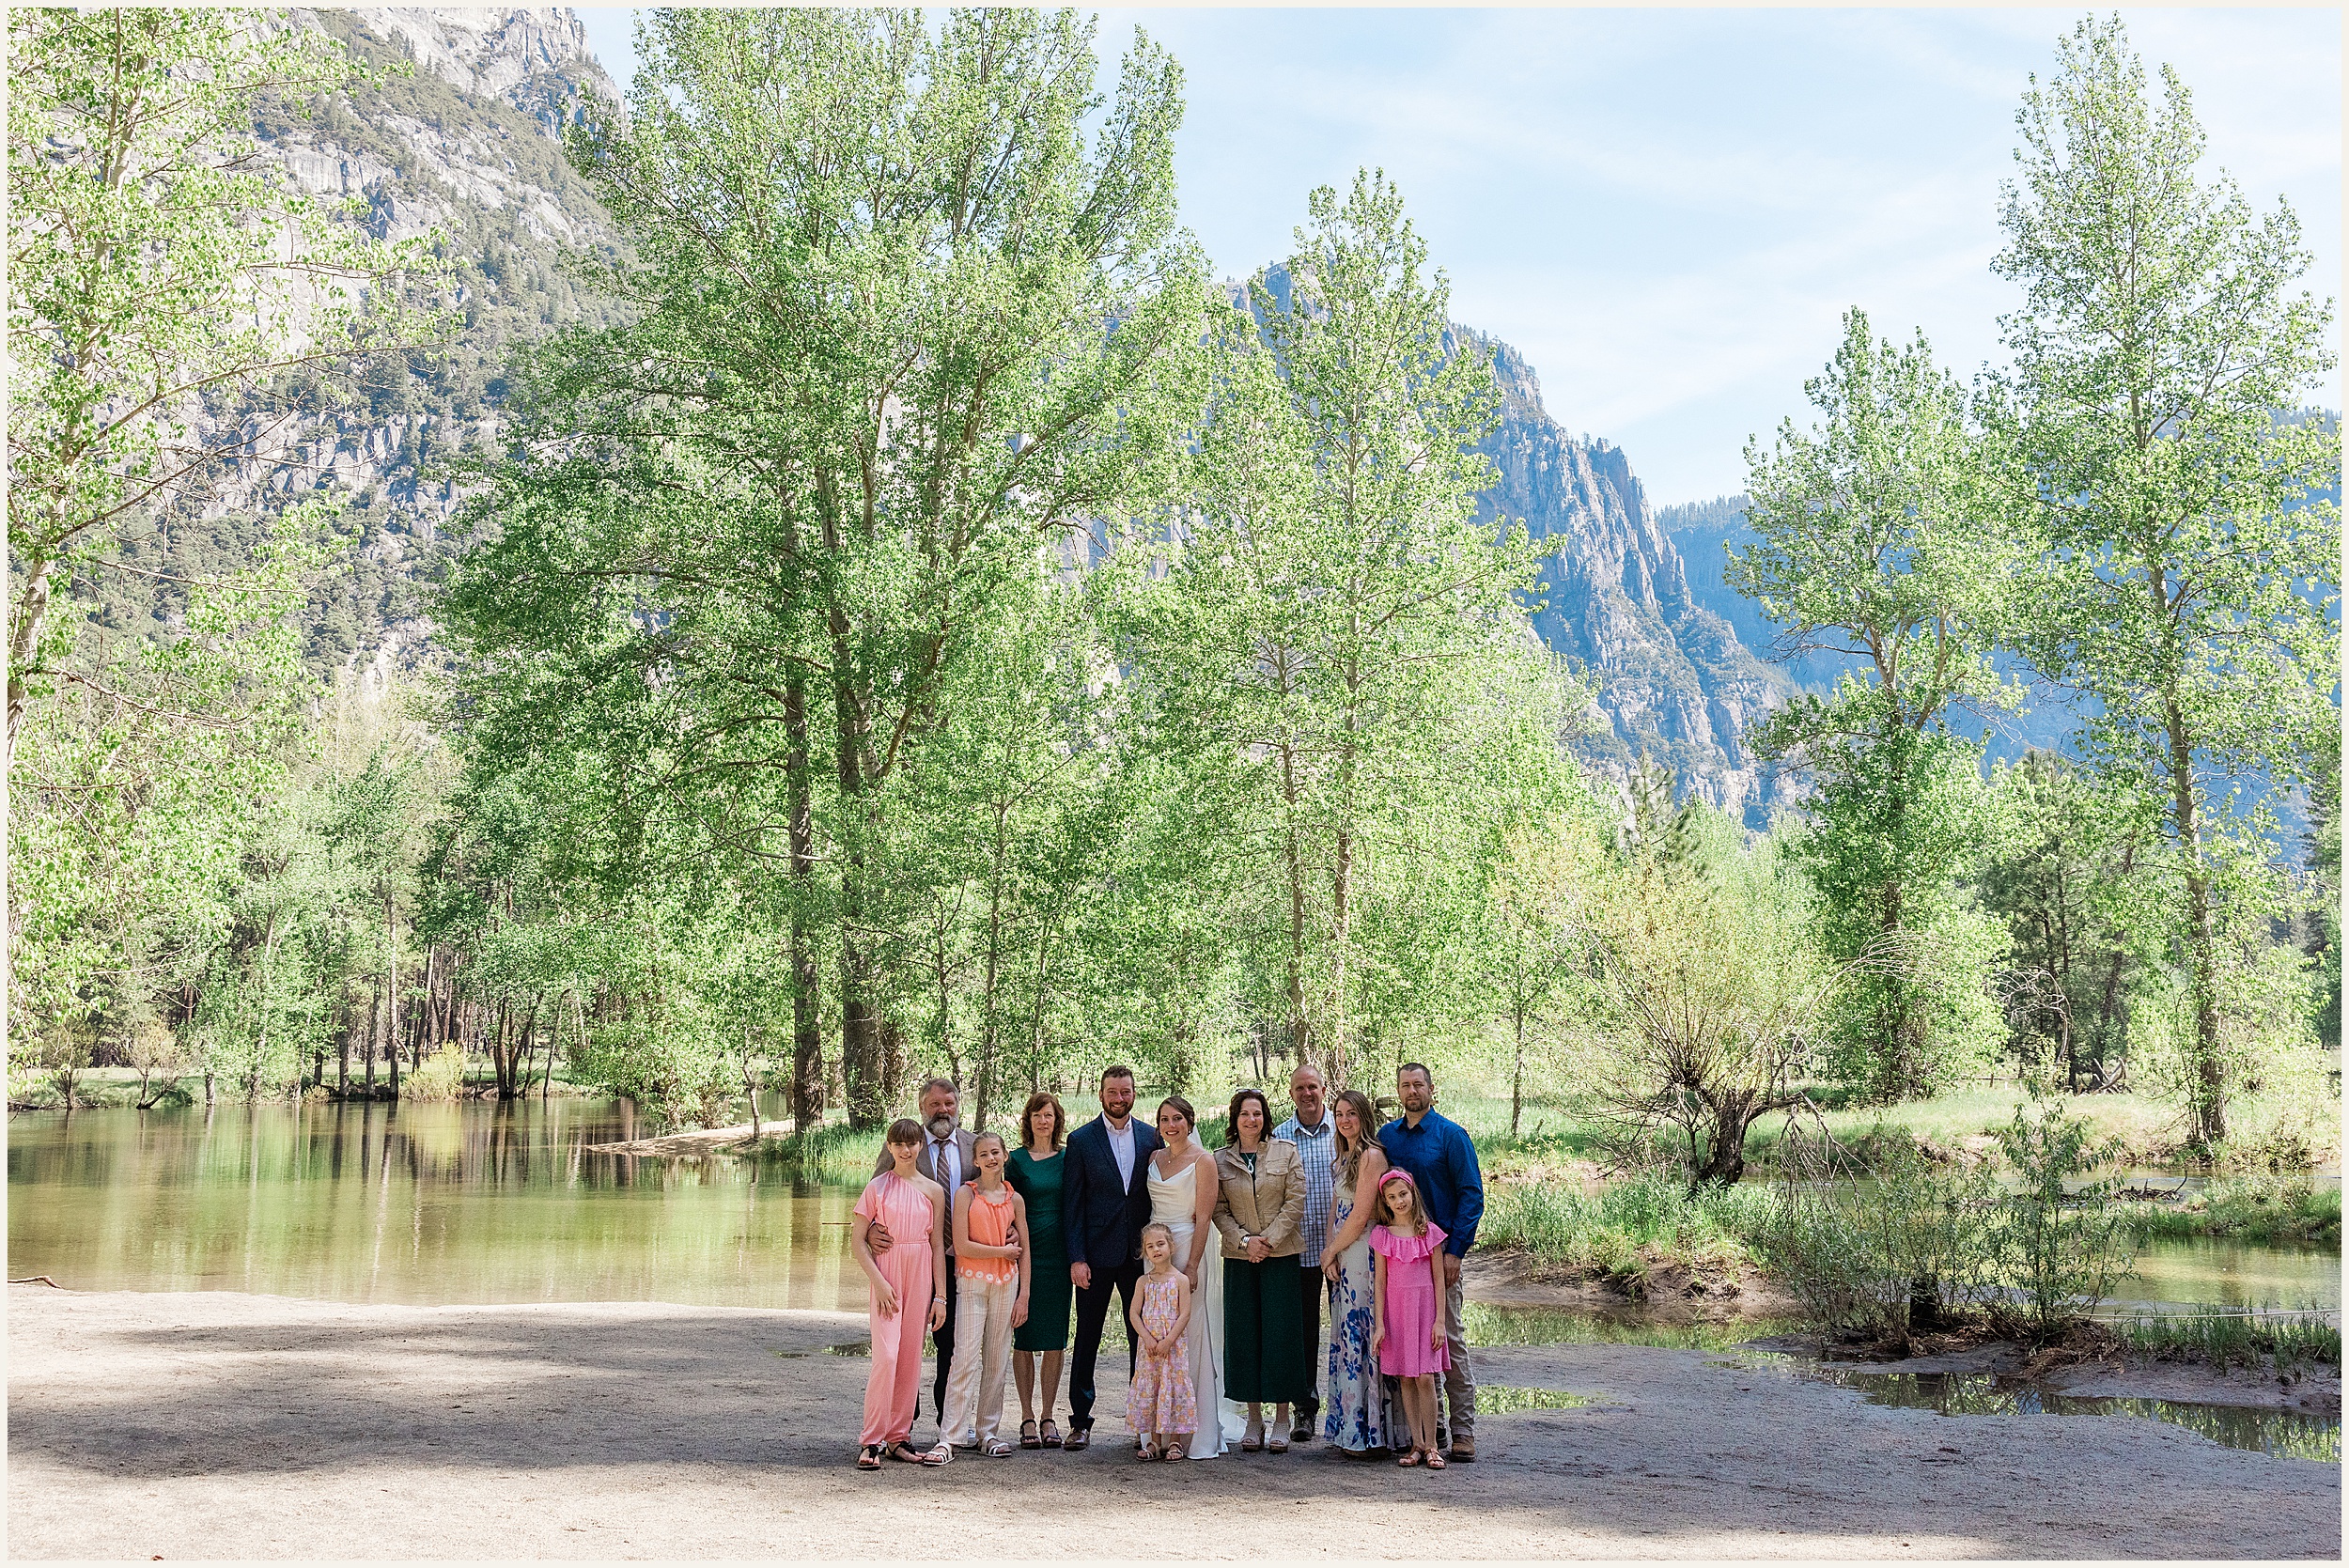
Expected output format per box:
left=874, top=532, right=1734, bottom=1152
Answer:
left=1732, top=309, right=2018, bottom=1099
left=1992, top=17, right=2340, bottom=1143
left=1132, top=171, right=1545, bottom=1082
left=444, top=8, right=1202, bottom=1126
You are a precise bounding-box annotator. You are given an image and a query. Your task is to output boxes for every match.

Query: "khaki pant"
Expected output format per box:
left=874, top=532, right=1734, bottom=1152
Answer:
left=941, top=1272, right=1016, bottom=1446
left=1439, top=1267, right=1474, bottom=1441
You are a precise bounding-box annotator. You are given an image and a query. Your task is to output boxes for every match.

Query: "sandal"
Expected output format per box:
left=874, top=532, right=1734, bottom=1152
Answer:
left=1019, top=1420, right=1042, bottom=1451
left=1425, top=1449, right=1447, bottom=1470
left=1040, top=1418, right=1063, bottom=1449
left=983, top=1436, right=1016, bottom=1458
left=856, top=1443, right=885, bottom=1469
left=919, top=1442, right=952, bottom=1466
left=1134, top=1439, right=1158, bottom=1463
left=1240, top=1416, right=1264, bottom=1452
left=888, top=1441, right=926, bottom=1464
left=1160, top=1442, right=1186, bottom=1462
left=1267, top=1432, right=1289, bottom=1453
left=1397, top=1447, right=1423, bottom=1467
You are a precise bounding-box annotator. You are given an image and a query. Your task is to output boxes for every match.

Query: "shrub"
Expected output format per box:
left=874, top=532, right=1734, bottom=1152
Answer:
left=399, top=1044, right=466, bottom=1101
left=1994, top=1087, right=2134, bottom=1334
left=1756, top=1126, right=2007, bottom=1343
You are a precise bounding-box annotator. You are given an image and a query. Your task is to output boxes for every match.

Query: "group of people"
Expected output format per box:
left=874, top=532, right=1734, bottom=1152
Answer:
left=848, top=1060, right=1485, bottom=1472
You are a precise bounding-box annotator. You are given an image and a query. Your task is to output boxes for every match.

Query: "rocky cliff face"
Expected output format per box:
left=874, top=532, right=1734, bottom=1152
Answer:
left=1470, top=336, right=1793, bottom=822
left=212, top=8, right=622, bottom=682
left=215, top=12, right=1790, bottom=815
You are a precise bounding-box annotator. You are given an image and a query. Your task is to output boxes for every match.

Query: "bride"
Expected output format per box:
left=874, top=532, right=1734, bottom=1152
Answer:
left=1145, top=1096, right=1245, bottom=1458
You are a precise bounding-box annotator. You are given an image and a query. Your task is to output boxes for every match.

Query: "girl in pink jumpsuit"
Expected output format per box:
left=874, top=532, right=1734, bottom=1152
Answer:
left=852, top=1118, right=949, bottom=1467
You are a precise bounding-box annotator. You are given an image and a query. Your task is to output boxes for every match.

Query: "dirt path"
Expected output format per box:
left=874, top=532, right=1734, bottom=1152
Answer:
left=7, top=1287, right=2337, bottom=1560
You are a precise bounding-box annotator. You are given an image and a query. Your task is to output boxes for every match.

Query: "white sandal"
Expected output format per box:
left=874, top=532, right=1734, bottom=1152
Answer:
left=983, top=1436, right=1016, bottom=1457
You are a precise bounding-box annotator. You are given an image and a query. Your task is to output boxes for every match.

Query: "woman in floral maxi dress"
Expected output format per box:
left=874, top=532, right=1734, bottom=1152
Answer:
left=1316, top=1089, right=1394, bottom=1456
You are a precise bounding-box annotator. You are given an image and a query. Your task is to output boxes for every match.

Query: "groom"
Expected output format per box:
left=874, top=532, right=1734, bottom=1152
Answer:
left=1061, top=1063, right=1162, bottom=1451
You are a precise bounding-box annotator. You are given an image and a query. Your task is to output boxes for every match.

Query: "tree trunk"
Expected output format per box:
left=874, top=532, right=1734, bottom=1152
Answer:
left=2168, top=696, right=2226, bottom=1146
left=783, top=672, right=825, bottom=1132
left=1510, top=1002, right=1527, bottom=1138
left=365, top=982, right=381, bottom=1094
left=7, top=554, right=54, bottom=768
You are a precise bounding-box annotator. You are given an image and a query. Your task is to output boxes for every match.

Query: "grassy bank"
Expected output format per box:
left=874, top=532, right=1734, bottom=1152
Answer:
left=2115, top=1307, right=2341, bottom=1373
left=1479, top=1169, right=1778, bottom=1292
left=2119, top=1177, right=2341, bottom=1247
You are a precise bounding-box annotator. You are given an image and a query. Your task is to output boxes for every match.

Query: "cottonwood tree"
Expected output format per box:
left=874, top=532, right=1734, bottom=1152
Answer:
left=1991, top=17, right=2341, bottom=1144
left=1733, top=310, right=2017, bottom=1100
left=7, top=10, right=436, bottom=1053
left=1131, top=171, right=1546, bottom=1083
left=445, top=8, right=1204, bottom=1126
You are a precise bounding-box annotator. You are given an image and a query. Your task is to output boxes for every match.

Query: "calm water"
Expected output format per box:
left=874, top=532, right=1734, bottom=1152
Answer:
left=6, top=1099, right=868, bottom=1311
left=8, top=1102, right=2341, bottom=1321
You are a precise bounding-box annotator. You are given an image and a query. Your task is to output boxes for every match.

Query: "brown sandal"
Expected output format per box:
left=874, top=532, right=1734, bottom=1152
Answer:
left=1397, top=1447, right=1423, bottom=1467
left=1425, top=1449, right=1447, bottom=1469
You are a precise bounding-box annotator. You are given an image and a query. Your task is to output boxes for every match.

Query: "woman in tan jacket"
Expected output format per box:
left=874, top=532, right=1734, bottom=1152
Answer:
left=1213, top=1088, right=1311, bottom=1452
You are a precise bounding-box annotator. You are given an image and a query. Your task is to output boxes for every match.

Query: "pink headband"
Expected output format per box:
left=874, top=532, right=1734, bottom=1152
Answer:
left=1378, top=1169, right=1417, bottom=1189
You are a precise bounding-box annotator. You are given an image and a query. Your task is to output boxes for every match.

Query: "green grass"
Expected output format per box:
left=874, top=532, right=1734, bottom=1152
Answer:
left=2115, top=1306, right=2341, bottom=1373
left=754, top=1120, right=886, bottom=1183
left=1479, top=1168, right=1781, bottom=1286
left=2119, top=1177, right=2341, bottom=1247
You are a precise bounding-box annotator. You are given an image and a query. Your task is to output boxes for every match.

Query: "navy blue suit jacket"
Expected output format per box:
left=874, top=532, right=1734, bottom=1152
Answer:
left=1062, top=1114, right=1163, bottom=1271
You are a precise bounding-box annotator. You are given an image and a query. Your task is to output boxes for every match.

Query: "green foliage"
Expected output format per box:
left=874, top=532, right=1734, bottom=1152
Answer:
left=1481, top=1169, right=1779, bottom=1286
left=2123, top=1174, right=2340, bottom=1247
left=1995, top=1086, right=2135, bottom=1334
left=1735, top=311, right=2019, bottom=1102
left=1758, top=1126, right=2011, bottom=1343
left=1991, top=16, right=2340, bottom=1147
left=1560, top=805, right=1873, bottom=1188
left=2117, top=1308, right=2341, bottom=1374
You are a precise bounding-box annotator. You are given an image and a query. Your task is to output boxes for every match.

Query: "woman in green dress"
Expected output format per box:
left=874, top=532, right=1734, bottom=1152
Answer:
left=1006, top=1090, right=1070, bottom=1449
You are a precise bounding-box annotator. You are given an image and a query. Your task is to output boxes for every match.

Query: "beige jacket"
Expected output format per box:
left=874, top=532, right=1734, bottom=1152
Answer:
left=1210, top=1140, right=1307, bottom=1260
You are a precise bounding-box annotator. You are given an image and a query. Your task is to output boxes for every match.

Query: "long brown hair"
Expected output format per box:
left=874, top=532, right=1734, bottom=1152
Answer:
left=1330, top=1088, right=1384, bottom=1188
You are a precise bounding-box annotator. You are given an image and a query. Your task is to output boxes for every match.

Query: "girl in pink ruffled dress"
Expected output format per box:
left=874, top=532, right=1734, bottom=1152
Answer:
left=1368, top=1169, right=1451, bottom=1469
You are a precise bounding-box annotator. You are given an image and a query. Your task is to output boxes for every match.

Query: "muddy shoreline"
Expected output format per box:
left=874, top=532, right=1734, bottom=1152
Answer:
left=8, top=1285, right=2336, bottom=1560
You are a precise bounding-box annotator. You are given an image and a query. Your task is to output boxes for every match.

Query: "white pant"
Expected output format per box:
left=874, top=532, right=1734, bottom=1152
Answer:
left=941, top=1272, right=1016, bottom=1446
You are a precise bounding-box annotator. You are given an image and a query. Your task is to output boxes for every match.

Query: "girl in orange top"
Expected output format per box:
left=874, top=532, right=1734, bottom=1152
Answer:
left=941, top=1131, right=1032, bottom=1455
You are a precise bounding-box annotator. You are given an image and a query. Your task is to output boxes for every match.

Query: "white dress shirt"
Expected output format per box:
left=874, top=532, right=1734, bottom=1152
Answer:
left=1106, top=1118, right=1136, bottom=1189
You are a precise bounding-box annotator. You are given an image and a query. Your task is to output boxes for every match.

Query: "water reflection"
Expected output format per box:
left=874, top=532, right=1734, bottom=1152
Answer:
left=1812, top=1366, right=2341, bottom=1463
left=7, top=1100, right=867, bottom=1311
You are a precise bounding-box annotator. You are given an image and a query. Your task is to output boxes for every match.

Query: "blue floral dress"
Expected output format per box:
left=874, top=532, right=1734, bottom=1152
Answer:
left=1320, top=1184, right=1393, bottom=1453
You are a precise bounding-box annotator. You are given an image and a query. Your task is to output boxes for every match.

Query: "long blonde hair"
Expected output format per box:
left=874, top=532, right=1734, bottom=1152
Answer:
left=1331, top=1088, right=1384, bottom=1189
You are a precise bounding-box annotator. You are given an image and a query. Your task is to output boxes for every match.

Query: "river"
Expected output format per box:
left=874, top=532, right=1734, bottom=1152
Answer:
left=8, top=1098, right=2338, bottom=1316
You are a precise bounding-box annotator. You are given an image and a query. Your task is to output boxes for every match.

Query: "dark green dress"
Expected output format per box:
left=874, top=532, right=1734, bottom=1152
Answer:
left=1007, top=1146, right=1070, bottom=1352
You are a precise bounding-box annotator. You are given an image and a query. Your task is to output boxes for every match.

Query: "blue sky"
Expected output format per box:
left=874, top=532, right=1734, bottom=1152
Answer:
left=570, top=7, right=2341, bottom=506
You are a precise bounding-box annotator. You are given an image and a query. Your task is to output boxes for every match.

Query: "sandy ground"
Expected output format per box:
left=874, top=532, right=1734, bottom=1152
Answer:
left=7, top=1285, right=2338, bottom=1561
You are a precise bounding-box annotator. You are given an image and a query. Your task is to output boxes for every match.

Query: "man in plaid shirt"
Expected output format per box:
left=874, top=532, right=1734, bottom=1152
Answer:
left=1273, top=1063, right=1337, bottom=1445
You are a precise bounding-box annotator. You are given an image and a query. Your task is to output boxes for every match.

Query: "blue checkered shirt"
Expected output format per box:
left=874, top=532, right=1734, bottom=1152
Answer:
left=1273, top=1111, right=1337, bottom=1265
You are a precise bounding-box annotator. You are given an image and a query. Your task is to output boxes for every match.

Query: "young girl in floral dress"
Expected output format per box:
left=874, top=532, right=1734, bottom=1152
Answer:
left=1368, top=1169, right=1450, bottom=1469
left=1126, top=1221, right=1197, bottom=1461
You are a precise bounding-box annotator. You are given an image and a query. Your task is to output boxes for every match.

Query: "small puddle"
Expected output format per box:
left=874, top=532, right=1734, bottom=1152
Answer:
left=1784, top=1362, right=2340, bottom=1462
left=1476, top=1385, right=1613, bottom=1414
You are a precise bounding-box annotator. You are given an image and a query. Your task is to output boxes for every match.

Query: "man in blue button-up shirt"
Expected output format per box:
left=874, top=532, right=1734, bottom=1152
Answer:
left=1377, top=1061, right=1483, bottom=1460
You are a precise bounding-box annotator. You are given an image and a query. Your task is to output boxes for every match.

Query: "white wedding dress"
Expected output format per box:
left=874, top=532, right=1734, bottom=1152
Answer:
left=1145, top=1153, right=1246, bottom=1458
